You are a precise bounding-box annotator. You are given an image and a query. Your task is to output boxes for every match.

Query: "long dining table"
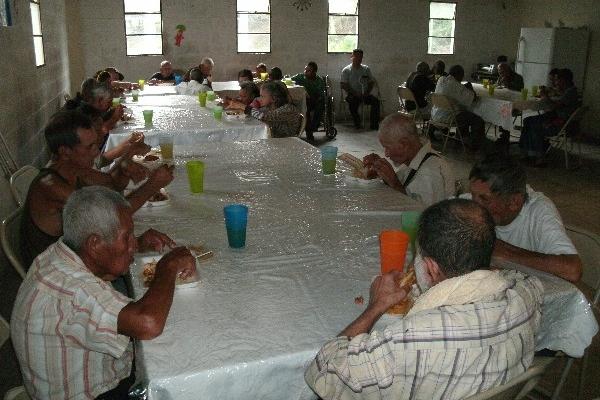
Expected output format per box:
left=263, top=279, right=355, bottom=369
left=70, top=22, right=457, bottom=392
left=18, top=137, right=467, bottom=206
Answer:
left=128, top=138, right=598, bottom=400
left=470, top=82, right=545, bottom=130
left=105, top=93, right=268, bottom=150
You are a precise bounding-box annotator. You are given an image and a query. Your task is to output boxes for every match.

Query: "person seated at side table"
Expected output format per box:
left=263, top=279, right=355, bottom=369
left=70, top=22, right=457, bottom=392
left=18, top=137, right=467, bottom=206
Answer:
left=362, top=113, right=455, bottom=206
left=12, top=186, right=194, bottom=399
left=175, top=68, right=211, bottom=95
left=466, top=154, right=582, bottom=282
left=269, top=66, right=283, bottom=81
left=21, top=110, right=174, bottom=268
left=183, top=57, right=214, bottom=87
left=222, top=81, right=260, bottom=110
left=255, top=63, right=268, bottom=78
left=496, top=63, right=525, bottom=143
left=305, top=198, right=544, bottom=400
left=404, top=61, right=436, bottom=115
left=149, top=60, right=176, bottom=83
left=430, top=64, right=485, bottom=150
left=519, top=68, right=579, bottom=167
left=291, top=61, right=325, bottom=142
left=247, top=81, right=302, bottom=138
left=238, top=69, right=253, bottom=83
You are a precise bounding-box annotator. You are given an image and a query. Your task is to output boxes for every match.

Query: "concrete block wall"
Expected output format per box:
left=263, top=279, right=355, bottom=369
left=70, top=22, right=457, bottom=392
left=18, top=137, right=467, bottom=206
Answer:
left=70, top=0, right=520, bottom=120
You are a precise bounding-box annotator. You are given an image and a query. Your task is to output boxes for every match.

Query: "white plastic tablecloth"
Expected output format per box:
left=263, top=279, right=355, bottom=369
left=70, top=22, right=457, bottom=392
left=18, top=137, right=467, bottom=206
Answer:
left=137, top=84, right=178, bottom=96
left=105, top=95, right=268, bottom=150
left=471, top=83, right=544, bottom=130
left=129, top=139, right=597, bottom=400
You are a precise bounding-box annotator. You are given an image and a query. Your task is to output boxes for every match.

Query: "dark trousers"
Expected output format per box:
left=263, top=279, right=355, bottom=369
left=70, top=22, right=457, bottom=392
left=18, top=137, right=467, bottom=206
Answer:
left=305, top=97, right=324, bottom=137
left=455, top=111, right=485, bottom=148
left=519, top=113, right=561, bottom=156
left=346, top=93, right=380, bottom=129
left=95, top=372, right=136, bottom=400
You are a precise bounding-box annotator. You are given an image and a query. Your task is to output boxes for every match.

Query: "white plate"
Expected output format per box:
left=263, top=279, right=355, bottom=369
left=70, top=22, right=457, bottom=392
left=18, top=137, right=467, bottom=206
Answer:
left=136, top=255, right=200, bottom=289
left=142, top=188, right=170, bottom=208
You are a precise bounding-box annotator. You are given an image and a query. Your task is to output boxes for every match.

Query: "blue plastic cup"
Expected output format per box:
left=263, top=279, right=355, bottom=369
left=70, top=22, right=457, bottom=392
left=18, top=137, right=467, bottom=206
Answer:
left=224, top=204, right=248, bottom=248
left=320, top=146, right=338, bottom=174
left=174, top=74, right=183, bottom=85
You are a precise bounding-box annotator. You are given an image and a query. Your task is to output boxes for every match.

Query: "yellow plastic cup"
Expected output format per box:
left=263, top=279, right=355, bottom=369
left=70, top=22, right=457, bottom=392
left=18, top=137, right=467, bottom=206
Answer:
left=138, top=79, right=145, bottom=90
left=482, top=79, right=489, bottom=88
left=531, top=85, right=539, bottom=97
left=260, top=72, right=268, bottom=81
left=488, top=84, right=495, bottom=96
left=186, top=161, right=205, bottom=193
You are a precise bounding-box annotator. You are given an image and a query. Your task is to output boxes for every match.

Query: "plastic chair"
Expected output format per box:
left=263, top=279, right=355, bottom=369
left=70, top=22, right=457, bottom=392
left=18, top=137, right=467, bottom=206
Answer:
left=397, top=86, right=430, bottom=135
left=465, top=356, right=554, bottom=400
left=297, top=113, right=306, bottom=137
left=9, top=165, right=38, bottom=206
left=430, top=93, right=466, bottom=153
left=1, top=207, right=27, bottom=280
left=1, top=316, right=30, bottom=400
left=543, top=225, right=600, bottom=400
left=545, top=105, right=588, bottom=169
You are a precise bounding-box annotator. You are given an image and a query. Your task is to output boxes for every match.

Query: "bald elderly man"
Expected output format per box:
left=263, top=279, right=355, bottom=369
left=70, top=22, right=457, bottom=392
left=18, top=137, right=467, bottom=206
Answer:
left=363, top=113, right=455, bottom=206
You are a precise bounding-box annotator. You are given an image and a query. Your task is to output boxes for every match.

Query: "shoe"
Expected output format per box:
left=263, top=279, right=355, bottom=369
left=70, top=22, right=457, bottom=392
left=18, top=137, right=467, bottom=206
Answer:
left=305, top=132, right=315, bottom=142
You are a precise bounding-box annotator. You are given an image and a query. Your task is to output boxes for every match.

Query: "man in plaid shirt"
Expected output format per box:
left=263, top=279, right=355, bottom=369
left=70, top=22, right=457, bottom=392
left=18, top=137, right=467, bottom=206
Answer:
left=12, top=187, right=196, bottom=399
left=305, top=198, right=543, bottom=400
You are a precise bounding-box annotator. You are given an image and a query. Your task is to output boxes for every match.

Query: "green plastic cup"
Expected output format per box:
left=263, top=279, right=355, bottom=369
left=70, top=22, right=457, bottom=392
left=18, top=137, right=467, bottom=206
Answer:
left=521, top=88, right=529, bottom=100
left=186, top=161, right=205, bottom=193
left=131, top=90, right=139, bottom=102
left=488, top=84, right=495, bottom=96
left=159, top=136, right=174, bottom=160
left=142, top=110, right=153, bottom=126
left=112, top=98, right=120, bottom=107
left=206, top=91, right=216, bottom=101
left=531, top=85, right=539, bottom=97
left=198, top=92, right=207, bottom=107
left=320, top=146, right=338, bottom=174
left=213, top=106, right=223, bottom=121
left=401, top=211, right=421, bottom=253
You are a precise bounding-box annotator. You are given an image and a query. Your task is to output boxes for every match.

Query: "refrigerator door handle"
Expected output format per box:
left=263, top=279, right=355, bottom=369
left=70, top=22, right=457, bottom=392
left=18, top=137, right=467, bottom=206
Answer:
left=517, top=36, right=526, bottom=64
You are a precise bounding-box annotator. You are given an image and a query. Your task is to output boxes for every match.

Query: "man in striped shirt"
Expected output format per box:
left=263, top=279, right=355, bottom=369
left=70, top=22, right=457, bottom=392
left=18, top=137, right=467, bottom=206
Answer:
left=11, top=187, right=195, bottom=399
left=305, top=199, right=544, bottom=400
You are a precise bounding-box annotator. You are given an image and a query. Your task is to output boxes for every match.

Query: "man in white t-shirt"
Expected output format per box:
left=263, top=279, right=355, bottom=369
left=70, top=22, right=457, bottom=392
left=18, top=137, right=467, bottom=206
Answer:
left=362, top=113, right=455, bottom=206
left=340, top=49, right=380, bottom=130
left=431, top=65, right=485, bottom=150
left=467, top=154, right=582, bottom=282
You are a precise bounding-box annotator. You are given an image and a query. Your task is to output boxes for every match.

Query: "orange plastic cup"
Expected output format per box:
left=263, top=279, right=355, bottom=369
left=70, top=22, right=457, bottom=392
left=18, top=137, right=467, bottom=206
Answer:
left=379, top=230, right=410, bottom=274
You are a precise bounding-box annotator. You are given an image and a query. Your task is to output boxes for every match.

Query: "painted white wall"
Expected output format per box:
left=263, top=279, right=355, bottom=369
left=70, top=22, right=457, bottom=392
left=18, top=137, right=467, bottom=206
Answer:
left=70, top=0, right=520, bottom=118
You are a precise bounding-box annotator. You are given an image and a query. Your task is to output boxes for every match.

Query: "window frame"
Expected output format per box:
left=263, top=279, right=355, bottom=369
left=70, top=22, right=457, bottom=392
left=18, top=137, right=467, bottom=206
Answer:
left=327, top=0, right=360, bottom=54
left=30, top=0, right=45, bottom=67
left=236, top=0, right=271, bottom=54
left=427, top=1, right=456, bottom=55
left=122, top=0, right=164, bottom=57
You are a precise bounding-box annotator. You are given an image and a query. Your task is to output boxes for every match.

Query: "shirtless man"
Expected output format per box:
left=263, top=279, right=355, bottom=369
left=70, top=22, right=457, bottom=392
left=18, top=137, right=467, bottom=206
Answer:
left=21, top=109, right=174, bottom=267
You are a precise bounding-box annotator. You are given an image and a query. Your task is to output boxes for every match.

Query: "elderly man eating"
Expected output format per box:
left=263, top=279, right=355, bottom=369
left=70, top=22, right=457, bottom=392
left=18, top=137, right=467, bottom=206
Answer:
left=467, top=154, right=582, bottom=282
left=21, top=109, right=173, bottom=268
left=362, top=113, right=454, bottom=206
left=305, top=198, right=544, bottom=400
left=12, top=186, right=195, bottom=399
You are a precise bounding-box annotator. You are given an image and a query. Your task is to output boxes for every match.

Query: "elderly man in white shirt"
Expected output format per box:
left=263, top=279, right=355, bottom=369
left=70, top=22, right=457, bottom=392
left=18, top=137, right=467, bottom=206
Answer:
left=431, top=64, right=485, bottom=150
left=363, top=113, right=455, bottom=206
left=466, top=154, right=582, bottom=282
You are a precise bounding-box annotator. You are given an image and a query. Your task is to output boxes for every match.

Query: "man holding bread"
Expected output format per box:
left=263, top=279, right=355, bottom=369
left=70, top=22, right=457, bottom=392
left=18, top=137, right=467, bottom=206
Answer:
left=362, top=113, right=454, bottom=206
left=305, top=198, right=543, bottom=400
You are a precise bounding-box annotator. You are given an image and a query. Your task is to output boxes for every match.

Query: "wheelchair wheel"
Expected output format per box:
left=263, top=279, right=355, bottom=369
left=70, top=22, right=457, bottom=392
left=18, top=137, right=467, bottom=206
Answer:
left=326, top=127, right=337, bottom=139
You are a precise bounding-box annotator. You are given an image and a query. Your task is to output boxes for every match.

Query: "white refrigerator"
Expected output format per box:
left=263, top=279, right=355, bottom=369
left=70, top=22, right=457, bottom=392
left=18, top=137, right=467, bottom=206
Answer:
left=515, top=27, right=589, bottom=89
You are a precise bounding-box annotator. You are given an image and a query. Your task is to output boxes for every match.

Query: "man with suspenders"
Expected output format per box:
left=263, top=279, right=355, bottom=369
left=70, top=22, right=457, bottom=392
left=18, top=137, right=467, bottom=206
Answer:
left=363, top=114, right=455, bottom=206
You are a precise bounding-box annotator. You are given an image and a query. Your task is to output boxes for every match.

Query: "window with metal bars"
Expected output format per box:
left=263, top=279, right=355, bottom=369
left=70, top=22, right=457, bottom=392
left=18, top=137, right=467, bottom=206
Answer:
left=237, top=0, right=270, bottom=53
left=428, top=1, right=456, bottom=55
left=328, top=0, right=358, bottom=53
left=124, top=0, right=163, bottom=56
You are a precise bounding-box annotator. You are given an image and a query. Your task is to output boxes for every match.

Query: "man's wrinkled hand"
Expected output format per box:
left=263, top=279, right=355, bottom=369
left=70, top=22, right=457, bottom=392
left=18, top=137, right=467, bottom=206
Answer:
left=363, top=153, right=381, bottom=168
left=373, top=158, right=402, bottom=190
left=157, top=246, right=195, bottom=279
left=148, top=164, right=174, bottom=188
left=368, top=270, right=408, bottom=314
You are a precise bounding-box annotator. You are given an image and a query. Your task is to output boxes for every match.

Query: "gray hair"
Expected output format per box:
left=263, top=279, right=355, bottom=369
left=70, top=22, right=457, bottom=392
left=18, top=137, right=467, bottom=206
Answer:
left=378, top=113, right=419, bottom=141
left=160, top=60, right=171, bottom=67
left=63, top=186, right=131, bottom=251
left=200, top=57, right=214, bottom=67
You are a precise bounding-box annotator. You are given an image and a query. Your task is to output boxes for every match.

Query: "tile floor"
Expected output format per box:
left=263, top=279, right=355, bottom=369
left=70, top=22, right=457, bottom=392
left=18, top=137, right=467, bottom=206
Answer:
left=1, top=122, right=599, bottom=398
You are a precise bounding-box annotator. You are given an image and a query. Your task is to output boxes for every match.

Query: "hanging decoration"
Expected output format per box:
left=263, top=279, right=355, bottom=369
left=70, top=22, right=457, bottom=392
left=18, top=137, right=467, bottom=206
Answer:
left=175, top=24, right=186, bottom=47
left=292, top=0, right=312, bottom=11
